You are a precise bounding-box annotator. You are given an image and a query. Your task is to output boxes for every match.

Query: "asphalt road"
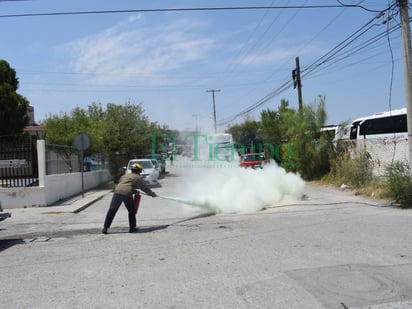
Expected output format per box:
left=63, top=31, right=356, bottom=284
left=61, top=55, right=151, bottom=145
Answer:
left=1, top=161, right=412, bottom=309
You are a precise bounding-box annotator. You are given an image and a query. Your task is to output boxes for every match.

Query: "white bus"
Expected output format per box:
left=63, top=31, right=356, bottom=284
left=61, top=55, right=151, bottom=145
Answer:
left=339, top=107, right=408, bottom=175
left=347, top=108, right=407, bottom=140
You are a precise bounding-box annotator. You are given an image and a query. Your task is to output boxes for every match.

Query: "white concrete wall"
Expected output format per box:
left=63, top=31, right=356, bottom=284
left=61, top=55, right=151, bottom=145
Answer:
left=0, top=140, right=112, bottom=209
left=44, top=170, right=111, bottom=205
left=0, top=170, right=111, bottom=209
left=0, top=186, right=47, bottom=209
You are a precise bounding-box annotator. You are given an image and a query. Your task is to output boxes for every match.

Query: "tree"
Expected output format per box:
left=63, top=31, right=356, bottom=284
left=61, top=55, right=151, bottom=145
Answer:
left=258, top=100, right=295, bottom=162
left=0, top=59, right=29, bottom=136
left=259, top=100, right=294, bottom=143
left=282, top=95, right=329, bottom=179
left=228, top=96, right=332, bottom=180
left=228, top=120, right=262, bottom=155
left=43, top=112, right=79, bottom=170
left=103, top=102, right=156, bottom=180
left=103, top=102, right=153, bottom=155
left=86, top=102, right=107, bottom=156
left=260, top=109, right=280, bottom=145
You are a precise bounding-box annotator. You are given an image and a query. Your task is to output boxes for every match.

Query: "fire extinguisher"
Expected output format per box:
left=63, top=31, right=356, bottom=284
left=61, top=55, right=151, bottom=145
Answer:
left=133, top=192, right=141, bottom=214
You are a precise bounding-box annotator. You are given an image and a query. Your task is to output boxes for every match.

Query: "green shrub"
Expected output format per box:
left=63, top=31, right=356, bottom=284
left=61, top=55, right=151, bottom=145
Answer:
left=327, top=150, right=373, bottom=188
left=384, top=161, right=412, bottom=209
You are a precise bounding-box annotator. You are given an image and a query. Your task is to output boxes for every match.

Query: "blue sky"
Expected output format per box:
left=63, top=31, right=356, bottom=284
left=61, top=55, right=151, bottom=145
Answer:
left=0, top=0, right=407, bottom=133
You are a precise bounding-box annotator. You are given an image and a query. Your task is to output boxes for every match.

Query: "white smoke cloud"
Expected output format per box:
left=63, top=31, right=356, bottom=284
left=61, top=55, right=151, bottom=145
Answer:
left=178, top=160, right=305, bottom=214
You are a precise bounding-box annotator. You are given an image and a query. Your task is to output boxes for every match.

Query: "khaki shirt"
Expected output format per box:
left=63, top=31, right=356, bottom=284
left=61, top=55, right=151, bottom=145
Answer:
left=114, top=173, right=154, bottom=197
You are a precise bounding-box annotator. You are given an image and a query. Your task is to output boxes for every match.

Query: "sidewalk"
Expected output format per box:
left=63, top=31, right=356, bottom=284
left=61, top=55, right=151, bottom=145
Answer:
left=47, top=189, right=112, bottom=213
left=0, top=189, right=112, bottom=240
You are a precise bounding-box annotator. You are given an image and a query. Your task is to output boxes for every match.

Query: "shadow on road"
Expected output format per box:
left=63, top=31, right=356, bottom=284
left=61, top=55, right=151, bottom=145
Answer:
left=108, top=213, right=216, bottom=234
left=170, top=212, right=215, bottom=225
left=0, top=238, right=25, bottom=252
left=137, top=225, right=169, bottom=233
left=0, top=213, right=216, bottom=244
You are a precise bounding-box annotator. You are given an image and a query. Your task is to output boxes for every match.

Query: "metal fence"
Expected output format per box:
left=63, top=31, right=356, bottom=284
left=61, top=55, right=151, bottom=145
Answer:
left=45, top=143, right=81, bottom=175
left=0, top=135, right=107, bottom=187
left=45, top=144, right=106, bottom=175
left=0, top=135, right=39, bottom=187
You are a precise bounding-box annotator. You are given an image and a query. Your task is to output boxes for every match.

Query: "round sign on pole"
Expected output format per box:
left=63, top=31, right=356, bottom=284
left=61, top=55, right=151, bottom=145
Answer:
left=74, top=134, right=90, bottom=151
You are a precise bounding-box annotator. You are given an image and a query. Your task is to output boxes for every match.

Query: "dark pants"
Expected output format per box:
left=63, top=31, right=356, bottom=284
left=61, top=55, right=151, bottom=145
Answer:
left=103, top=193, right=136, bottom=229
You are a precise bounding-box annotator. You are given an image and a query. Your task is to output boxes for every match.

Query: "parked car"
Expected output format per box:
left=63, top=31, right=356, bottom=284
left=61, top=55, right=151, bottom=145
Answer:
left=125, top=159, right=160, bottom=186
left=145, top=154, right=166, bottom=174
left=239, top=153, right=267, bottom=169
left=150, top=158, right=160, bottom=169
left=149, top=158, right=163, bottom=176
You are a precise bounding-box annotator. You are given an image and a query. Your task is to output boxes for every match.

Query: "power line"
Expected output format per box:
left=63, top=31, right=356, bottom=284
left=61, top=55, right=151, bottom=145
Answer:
left=299, top=7, right=401, bottom=78
left=302, top=9, right=401, bottom=79
left=2, top=2, right=397, bottom=127
left=301, top=6, right=394, bottom=77
left=386, top=2, right=397, bottom=115
left=217, top=2, right=398, bottom=126
left=217, top=78, right=292, bottom=126
left=224, top=0, right=278, bottom=73
left=0, top=4, right=385, bottom=19
left=225, top=0, right=294, bottom=73
left=217, top=1, right=350, bottom=124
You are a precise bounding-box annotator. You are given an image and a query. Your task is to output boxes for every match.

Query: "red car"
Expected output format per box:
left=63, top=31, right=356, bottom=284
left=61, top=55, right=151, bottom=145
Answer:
left=239, top=153, right=267, bottom=169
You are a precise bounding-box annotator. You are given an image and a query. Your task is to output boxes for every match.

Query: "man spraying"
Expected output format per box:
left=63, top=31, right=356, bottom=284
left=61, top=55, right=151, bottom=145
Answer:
left=102, top=163, right=157, bottom=234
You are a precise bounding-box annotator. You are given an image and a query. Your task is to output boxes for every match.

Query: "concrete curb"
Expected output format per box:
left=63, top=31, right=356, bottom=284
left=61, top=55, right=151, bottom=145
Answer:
left=72, top=194, right=105, bottom=214
left=40, top=190, right=112, bottom=214
left=69, top=190, right=112, bottom=213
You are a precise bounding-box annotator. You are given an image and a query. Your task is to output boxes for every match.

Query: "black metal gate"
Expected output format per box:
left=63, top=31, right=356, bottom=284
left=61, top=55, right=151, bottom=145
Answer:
left=0, top=135, right=39, bottom=187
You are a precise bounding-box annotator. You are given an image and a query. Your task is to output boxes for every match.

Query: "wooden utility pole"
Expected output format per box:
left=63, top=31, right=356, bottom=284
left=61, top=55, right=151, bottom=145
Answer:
left=292, top=56, right=303, bottom=111
left=192, top=114, right=200, bottom=133
left=399, top=0, right=412, bottom=172
left=206, top=89, right=221, bottom=133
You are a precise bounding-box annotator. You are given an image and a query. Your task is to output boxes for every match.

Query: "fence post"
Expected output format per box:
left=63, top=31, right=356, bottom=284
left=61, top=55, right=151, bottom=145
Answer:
left=37, top=140, right=46, bottom=187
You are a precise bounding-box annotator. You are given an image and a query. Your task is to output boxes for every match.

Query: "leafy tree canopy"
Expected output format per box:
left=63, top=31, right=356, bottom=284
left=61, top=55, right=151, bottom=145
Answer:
left=228, top=119, right=262, bottom=154
left=0, top=59, right=29, bottom=136
left=43, top=100, right=165, bottom=180
left=0, top=59, right=19, bottom=90
left=228, top=95, right=330, bottom=180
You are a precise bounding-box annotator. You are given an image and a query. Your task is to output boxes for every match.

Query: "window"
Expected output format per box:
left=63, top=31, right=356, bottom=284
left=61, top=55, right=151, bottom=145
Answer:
left=350, top=121, right=361, bottom=139
left=359, top=114, right=407, bottom=136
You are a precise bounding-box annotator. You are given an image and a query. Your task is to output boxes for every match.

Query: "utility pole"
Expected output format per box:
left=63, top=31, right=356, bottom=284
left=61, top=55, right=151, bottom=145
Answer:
left=399, top=0, right=412, bottom=172
left=206, top=89, right=221, bottom=133
left=192, top=114, right=200, bottom=133
left=292, top=56, right=303, bottom=111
